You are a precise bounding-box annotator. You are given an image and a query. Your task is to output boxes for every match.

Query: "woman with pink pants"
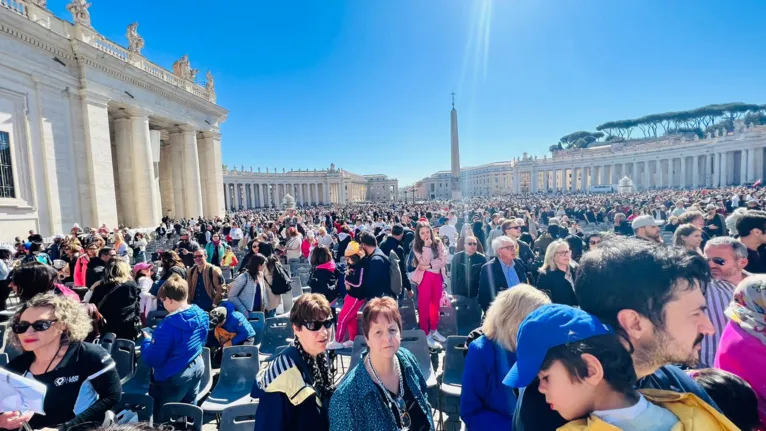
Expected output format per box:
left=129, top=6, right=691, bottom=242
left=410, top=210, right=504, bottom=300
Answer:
left=412, top=221, right=448, bottom=349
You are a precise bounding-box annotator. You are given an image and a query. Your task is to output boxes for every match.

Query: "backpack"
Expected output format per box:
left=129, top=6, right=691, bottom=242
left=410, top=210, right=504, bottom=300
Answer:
left=388, top=250, right=403, bottom=296
left=268, top=262, right=291, bottom=295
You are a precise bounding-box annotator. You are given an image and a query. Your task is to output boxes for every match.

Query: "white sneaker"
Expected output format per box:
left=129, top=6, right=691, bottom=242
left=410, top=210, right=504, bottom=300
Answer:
left=342, top=340, right=354, bottom=348
left=426, top=334, right=442, bottom=350
left=432, top=330, right=447, bottom=343
left=326, top=340, right=345, bottom=350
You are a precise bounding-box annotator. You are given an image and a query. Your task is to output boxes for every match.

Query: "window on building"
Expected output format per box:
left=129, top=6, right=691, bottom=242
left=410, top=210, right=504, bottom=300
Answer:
left=0, top=132, right=14, bottom=198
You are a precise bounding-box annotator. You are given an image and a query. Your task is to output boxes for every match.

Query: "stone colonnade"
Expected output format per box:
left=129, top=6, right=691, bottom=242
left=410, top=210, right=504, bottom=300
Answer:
left=223, top=179, right=335, bottom=209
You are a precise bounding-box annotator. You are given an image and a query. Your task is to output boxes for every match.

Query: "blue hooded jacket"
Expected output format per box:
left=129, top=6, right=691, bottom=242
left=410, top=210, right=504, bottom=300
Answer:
left=219, top=301, right=255, bottom=345
left=141, top=304, right=209, bottom=381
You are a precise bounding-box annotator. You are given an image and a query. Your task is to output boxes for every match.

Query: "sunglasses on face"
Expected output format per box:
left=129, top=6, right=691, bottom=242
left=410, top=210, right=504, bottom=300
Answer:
left=506, top=226, right=521, bottom=230
left=303, top=320, right=333, bottom=331
left=708, top=257, right=726, bottom=266
left=465, top=242, right=477, bottom=246
left=12, top=319, right=58, bottom=334
left=193, top=255, right=205, bottom=259
left=589, top=240, right=601, bottom=245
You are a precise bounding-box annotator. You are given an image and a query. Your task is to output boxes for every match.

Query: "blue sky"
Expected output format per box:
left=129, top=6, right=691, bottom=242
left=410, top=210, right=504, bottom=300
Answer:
left=49, top=0, right=766, bottom=186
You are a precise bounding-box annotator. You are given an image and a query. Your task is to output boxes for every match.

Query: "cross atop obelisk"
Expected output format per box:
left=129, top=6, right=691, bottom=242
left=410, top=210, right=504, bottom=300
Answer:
left=450, top=92, right=462, bottom=200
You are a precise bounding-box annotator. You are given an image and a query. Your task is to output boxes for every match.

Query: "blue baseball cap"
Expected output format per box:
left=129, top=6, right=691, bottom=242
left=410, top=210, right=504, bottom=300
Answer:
left=503, top=304, right=612, bottom=388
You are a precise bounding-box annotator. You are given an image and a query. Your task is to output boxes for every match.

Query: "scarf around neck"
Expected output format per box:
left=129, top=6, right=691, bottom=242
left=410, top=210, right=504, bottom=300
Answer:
left=724, top=276, right=766, bottom=346
left=294, top=338, right=335, bottom=401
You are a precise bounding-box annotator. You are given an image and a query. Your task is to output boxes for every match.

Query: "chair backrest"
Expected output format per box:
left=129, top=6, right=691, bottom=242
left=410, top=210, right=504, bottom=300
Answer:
left=99, top=332, right=117, bottom=355
left=347, top=335, right=369, bottom=371
left=247, top=311, right=266, bottom=345
left=400, top=330, right=434, bottom=379
left=122, top=356, right=151, bottom=395
left=146, top=310, right=168, bottom=328
left=442, top=336, right=468, bottom=386
left=113, top=392, right=154, bottom=423
left=437, top=307, right=458, bottom=338
left=398, top=300, right=418, bottom=330
left=0, top=352, right=7, bottom=367
left=160, top=403, right=203, bottom=431
left=261, top=317, right=294, bottom=356
left=290, top=277, right=302, bottom=298
left=220, top=402, right=258, bottom=431
left=218, top=345, right=260, bottom=391
left=454, top=299, right=482, bottom=336
left=196, top=347, right=213, bottom=403
left=113, top=339, right=136, bottom=385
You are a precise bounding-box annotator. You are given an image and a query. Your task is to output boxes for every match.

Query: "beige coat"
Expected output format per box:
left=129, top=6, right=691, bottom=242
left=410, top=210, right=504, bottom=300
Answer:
left=263, top=265, right=282, bottom=311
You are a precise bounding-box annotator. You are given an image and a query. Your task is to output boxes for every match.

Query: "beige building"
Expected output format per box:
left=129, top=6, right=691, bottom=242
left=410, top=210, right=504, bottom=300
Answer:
left=0, top=1, right=227, bottom=241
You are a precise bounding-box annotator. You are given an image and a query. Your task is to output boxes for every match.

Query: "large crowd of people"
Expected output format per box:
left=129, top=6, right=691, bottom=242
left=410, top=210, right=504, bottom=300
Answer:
left=2, top=184, right=766, bottom=430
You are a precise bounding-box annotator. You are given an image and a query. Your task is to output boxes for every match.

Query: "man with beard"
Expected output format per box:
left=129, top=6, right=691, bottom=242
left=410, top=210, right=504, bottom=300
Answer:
left=175, top=230, right=201, bottom=268
left=700, top=237, right=749, bottom=367
left=512, top=238, right=718, bottom=431
left=631, top=215, right=663, bottom=243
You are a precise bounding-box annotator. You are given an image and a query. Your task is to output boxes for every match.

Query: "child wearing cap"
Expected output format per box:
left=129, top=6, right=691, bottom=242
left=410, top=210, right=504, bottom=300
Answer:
left=505, top=304, right=738, bottom=430
left=327, top=241, right=365, bottom=349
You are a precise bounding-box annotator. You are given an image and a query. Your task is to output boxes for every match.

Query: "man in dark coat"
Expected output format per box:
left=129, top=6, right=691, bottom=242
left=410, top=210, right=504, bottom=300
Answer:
left=86, top=247, right=115, bottom=288
left=478, top=237, right=528, bottom=312
left=450, top=235, right=486, bottom=298
left=358, top=232, right=392, bottom=298
left=379, top=225, right=409, bottom=293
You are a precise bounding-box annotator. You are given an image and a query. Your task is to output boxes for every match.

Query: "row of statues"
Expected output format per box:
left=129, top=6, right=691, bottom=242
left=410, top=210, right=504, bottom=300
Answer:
left=222, top=163, right=339, bottom=174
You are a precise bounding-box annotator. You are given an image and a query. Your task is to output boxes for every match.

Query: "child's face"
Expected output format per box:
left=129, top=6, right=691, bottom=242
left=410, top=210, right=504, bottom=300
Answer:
left=537, top=360, right=595, bottom=421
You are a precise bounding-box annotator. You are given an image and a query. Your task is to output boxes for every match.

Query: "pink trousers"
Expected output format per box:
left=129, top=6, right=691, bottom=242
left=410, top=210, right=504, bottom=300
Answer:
left=336, top=297, right=365, bottom=342
left=418, top=271, right=443, bottom=334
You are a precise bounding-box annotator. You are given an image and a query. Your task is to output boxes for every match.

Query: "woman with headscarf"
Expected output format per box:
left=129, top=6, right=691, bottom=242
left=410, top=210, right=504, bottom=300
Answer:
left=715, top=274, right=766, bottom=428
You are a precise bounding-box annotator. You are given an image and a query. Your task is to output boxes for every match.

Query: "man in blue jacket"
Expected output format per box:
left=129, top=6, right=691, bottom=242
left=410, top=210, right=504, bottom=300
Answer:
left=511, top=238, right=720, bottom=430
left=209, top=301, right=256, bottom=347
left=141, top=274, right=209, bottom=422
left=358, top=232, right=393, bottom=298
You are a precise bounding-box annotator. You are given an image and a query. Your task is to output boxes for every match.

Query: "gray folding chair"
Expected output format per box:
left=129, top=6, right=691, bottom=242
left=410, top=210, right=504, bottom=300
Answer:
left=400, top=330, right=437, bottom=388
left=455, top=298, right=482, bottom=336
left=112, top=392, right=154, bottom=424
left=0, top=352, right=7, bottom=367
left=146, top=310, right=168, bottom=328
left=122, top=356, right=151, bottom=395
left=220, top=401, right=258, bottom=431
left=160, top=403, right=203, bottom=431
left=247, top=311, right=266, bottom=346
left=437, top=307, right=458, bottom=338
left=291, top=276, right=302, bottom=298
left=259, top=317, right=294, bottom=361
left=99, top=332, right=117, bottom=355
left=399, top=300, right=419, bottom=330
left=200, top=345, right=260, bottom=418
left=438, top=336, right=468, bottom=428
left=113, top=339, right=136, bottom=385
left=195, top=347, right=213, bottom=404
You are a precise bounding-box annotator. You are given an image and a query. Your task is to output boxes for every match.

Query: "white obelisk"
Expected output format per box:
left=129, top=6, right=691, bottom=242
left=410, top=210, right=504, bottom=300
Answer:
left=450, top=93, right=462, bottom=200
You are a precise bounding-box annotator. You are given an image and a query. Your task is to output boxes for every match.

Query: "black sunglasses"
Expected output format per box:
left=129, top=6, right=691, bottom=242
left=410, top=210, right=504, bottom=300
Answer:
left=12, top=319, right=58, bottom=334
left=465, top=242, right=478, bottom=246
left=708, top=257, right=726, bottom=266
left=303, top=320, right=333, bottom=331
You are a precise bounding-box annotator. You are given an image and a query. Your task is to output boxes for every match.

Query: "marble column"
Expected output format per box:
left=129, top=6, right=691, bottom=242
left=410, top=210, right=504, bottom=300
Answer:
left=720, top=151, right=728, bottom=186
left=169, top=131, right=186, bottom=217
left=679, top=157, right=686, bottom=188
left=180, top=126, right=203, bottom=218
left=159, top=142, right=175, bottom=218
left=129, top=110, right=161, bottom=227
left=644, top=161, right=651, bottom=189
left=149, top=129, right=162, bottom=223
left=112, top=115, right=137, bottom=226
left=692, top=156, right=699, bottom=188
left=197, top=131, right=224, bottom=218
left=708, top=154, right=715, bottom=187
left=741, top=149, right=748, bottom=184
left=80, top=92, right=118, bottom=228
left=748, top=148, right=757, bottom=183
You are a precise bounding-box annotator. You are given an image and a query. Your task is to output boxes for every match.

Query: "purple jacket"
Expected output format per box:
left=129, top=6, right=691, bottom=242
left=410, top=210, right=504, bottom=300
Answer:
left=715, top=321, right=766, bottom=426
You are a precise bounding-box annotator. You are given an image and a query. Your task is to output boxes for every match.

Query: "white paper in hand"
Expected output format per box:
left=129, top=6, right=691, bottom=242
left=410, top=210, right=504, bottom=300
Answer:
left=0, top=368, right=47, bottom=415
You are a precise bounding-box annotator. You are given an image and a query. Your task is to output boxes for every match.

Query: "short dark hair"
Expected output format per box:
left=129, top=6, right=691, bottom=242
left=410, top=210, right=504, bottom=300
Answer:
left=12, top=261, right=58, bottom=301
left=362, top=297, right=402, bottom=338
left=98, top=247, right=113, bottom=258
left=690, top=368, right=760, bottom=431
left=159, top=274, right=188, bottom=301
left=575, top=238, right=709, bottom=345
left=310, top=245, right=332, bottom=267
left=737, top=210, right=766, bottom=238
left=541, top=334, right=636, bottom=395
left=391, top=224, right=404, bottom=236
left=358, top=231, right=377, bottom=248
left=290, top=293, right=332, bottom=328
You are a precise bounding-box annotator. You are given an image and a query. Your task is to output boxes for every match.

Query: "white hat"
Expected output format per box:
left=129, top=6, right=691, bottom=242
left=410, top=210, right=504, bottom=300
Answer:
left=631, top=215, right=663, bottom=230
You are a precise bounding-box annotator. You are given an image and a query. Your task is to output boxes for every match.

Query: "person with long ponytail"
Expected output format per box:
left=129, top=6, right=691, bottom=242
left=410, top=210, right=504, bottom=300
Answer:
left=411, top=221, right=448, bottom=349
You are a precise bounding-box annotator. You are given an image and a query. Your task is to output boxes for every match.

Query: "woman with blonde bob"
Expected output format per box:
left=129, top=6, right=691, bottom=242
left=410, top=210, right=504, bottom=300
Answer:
left=536, top=239, right=579, bottom=306
left=459, top=285, right=551, bottom=429
left=89, top=258, right=141, bottom=340
left=1, top=294, right=121, bottom=430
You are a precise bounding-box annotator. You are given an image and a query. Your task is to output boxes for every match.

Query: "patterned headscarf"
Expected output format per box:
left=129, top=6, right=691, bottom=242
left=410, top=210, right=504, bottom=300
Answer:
left=294, top=338, right=336, bottom=401
left=725, top=275, right=766, bottom=346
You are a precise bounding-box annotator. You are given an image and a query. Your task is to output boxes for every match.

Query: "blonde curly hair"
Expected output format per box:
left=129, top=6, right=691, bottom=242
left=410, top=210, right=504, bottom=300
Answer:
left=9, top=293, right=92, bottom=348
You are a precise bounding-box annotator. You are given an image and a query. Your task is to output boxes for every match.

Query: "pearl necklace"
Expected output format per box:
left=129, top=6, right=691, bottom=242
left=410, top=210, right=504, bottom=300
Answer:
left=366, top=355, right=409, bottom=431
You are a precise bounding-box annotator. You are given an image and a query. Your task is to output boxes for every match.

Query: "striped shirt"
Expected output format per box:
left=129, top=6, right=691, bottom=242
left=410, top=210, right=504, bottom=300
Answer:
left=701, top=278, right=736, bottom=367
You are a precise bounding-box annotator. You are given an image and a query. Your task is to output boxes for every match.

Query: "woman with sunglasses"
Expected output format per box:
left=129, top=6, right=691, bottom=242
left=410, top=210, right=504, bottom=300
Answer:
left=237, top=240, right=261, bottom=274
left=330, top=297, right=434, bottom=431
left=536, top=240, right=578, bottom=306
left=1, top=293, right=121, bottom=430
left=251, top=293, right=335, bottom=431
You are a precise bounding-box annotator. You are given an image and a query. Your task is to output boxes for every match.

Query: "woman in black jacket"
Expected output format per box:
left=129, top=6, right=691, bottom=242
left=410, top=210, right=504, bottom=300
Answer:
left=308, top=245, right=341, bottom=305
left=238, top=240, right=261, bottom=273
left=536, top=240, right=578, bottom=307
left=89, top=258, right=141, bottom=340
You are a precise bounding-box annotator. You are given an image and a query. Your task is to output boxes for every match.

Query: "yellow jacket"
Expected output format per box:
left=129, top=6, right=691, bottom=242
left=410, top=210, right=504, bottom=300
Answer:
left=559, top=389, right=738, bottom=431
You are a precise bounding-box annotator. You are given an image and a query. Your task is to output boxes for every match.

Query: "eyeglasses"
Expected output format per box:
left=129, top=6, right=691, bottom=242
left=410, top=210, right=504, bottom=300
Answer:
left=498, top=246, right=515, bottom=252
left=303, top=320, right=333, bottom=331
left=708, top=257, right=726, bottom=266
left=506, top=226, right=521, bottom=230
left=193, top=255, right=205, bottom=259
left=12, top=319, right=58, bottom=334
left=465, top=242, right=477, bottom=246
left=555, top=250, right=572, bottom=256
left=589, top=240, right=601, bottom=245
